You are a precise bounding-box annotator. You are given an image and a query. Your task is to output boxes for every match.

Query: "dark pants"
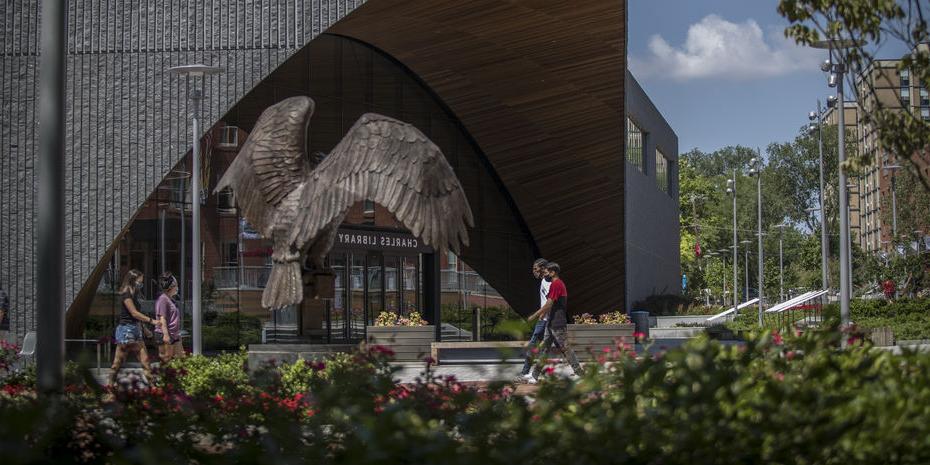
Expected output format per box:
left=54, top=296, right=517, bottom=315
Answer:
left=521, top=320, right=548, bottom=375
left=530, top=326, right=583, bottom=378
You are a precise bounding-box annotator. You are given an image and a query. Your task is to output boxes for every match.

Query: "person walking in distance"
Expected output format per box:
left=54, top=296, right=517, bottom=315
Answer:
left=154, top=272, right=185, bottom=363
left=109, top=269, right=156, bottom=386
left=527, top=262, right=583, bottom=383
left=518, top=258, right=551, bottom=381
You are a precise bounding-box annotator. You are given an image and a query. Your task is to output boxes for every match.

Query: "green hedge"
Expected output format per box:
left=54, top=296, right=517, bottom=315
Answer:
left=727, top=298, right=930, bottom=340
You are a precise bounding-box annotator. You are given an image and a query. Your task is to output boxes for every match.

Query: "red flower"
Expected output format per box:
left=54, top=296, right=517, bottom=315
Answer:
left=785, top=350, right=796, bottom=361
left=772, top=331, right=784, bottom=345
left=370, top=345, right=395, bottom=356
left=773, top=372, right=785, bottom=382
left=633, top=331, right=646, bottom=341
left=544, top=366, right=555, bottom=375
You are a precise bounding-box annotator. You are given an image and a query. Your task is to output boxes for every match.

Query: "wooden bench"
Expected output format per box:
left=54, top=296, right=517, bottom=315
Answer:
left=430, top=341, right=527, bottom=363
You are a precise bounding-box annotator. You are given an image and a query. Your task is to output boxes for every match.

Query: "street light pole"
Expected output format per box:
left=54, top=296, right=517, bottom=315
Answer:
left=740, top=239, right=752, bottom=300
left=774, top=223, right=788, bottom=302
left=749, top=155, right=764, bottom=324
left=727, top=173, right=739, bottom=309
left=813, top=40, right=858, bottom=334
left=810, top=102, right=830, bottom=291
left=37, top=0, right=68, bottom=395
left=168, top=64, right=223, bottom=355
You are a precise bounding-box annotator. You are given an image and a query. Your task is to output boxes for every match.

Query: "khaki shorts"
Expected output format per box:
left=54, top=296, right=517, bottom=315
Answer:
left=158, top=340, right=186, bottom=363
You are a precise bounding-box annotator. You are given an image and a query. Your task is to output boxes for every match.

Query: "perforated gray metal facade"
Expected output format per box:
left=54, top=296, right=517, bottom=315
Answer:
left=0, top=1, right=366, bottom=340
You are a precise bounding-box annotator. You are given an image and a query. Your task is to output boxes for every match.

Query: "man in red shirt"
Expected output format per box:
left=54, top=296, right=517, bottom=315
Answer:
left=882, top=278, right=896, bottom=300
left=526, top=262, right=583, bottom=382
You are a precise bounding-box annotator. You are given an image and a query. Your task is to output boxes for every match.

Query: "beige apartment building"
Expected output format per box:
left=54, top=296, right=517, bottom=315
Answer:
left=841, top=53, right=930, bottom=254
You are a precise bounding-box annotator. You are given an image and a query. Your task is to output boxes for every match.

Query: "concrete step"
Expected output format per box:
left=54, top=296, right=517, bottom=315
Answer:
left=653, top=315, right=715, bottom=328
left=649, top=327, right=705, bottom=338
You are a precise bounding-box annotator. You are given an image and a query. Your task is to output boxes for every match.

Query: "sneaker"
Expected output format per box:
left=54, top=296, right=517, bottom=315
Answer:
left=568, top=373, right=581, bottom=381
left=522, top=373, right=535, bottom=381
left=526, top=376, right=539, bottom=385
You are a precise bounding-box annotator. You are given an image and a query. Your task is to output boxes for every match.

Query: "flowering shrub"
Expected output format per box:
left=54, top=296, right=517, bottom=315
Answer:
left=0, top=340, right=19, bottom=374
left=159, top=350, right=251, bottom=398
left=374, top=311, right=428, bottom=327
left=597, top=311, right=631, bottom=325
left=572, top=311, right=631, bottom=325
left=572, top=313, right=598, bottom=324
left=5, top=327, right=930, bottom=464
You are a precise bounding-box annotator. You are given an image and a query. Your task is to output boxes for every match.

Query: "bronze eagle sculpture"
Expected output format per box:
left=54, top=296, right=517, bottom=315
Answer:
left=215, top=96, right=474, bottom=310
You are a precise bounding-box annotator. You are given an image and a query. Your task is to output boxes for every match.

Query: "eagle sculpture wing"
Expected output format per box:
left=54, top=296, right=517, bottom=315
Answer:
left=291, top=113, right=475, bottom=264
left=214, top=96, right=315, bottom=237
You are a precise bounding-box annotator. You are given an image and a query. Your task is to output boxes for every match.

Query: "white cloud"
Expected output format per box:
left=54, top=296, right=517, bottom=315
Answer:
left=630, top=15, right=820, bottom=81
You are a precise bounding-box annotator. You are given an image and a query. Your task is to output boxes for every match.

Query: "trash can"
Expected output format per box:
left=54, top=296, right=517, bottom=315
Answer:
left=630, top=311, right=650, bottom=339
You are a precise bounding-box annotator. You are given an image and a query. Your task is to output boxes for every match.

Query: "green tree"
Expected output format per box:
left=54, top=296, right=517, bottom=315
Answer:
left=778, top=0, right=930, bottom=191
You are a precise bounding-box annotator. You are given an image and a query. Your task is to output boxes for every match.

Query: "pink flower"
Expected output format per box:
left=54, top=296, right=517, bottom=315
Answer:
left=786, top=350, right=796, bottom=361
left=633, top=331, right=646, bottom=341
left=544, top=366, right=555, bottom=375
left=773, top=372, right=785, bottom=382
left=772, top=331, right=784, bottom=345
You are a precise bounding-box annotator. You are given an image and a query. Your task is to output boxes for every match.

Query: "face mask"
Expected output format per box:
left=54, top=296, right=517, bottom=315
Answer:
left=544, top=276, right=552, bottom=282
left=135, top=282, right=144, bottom=290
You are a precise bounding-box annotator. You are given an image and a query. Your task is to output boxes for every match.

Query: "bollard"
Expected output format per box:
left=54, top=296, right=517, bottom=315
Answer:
left=630, top=311, right=650, bottom=339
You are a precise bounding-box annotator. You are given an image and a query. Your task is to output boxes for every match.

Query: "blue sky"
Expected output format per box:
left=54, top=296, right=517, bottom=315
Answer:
left=628, top=1, right=908, bottom=154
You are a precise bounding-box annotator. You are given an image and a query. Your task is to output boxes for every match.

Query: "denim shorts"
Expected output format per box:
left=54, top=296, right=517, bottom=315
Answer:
left=115, top=323, right=142, bottom=345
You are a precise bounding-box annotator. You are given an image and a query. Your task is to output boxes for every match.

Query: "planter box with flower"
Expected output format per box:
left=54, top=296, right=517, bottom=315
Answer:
left=567, top=311, right=635, bottom=359
left=366, top=312, right=435, bottom=362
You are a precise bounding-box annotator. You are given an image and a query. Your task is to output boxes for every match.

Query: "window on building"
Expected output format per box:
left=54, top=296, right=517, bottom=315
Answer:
left=217, top=187, right=236, bottom=214
left=222, top=242, right=239, bottom=267
left=922, top=107, right=930, bottom=121
left=363, top=200, right=375, bottom=225
left=900, top=69, right=910, bottom=87
left=920, top=87, right=929, bottom=107
left=626, top=117, right=645, bottom=173
left=446, top=251, right=457, bottom=270
left=169, top=177, right=190, bottom=208
left=900, top=86, right=910, bottom=106
left=655, top=149, right=670, bottom=194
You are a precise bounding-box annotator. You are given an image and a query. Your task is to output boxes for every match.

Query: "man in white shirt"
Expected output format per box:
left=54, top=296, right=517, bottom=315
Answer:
left=519, top=258, right=550, bottom=379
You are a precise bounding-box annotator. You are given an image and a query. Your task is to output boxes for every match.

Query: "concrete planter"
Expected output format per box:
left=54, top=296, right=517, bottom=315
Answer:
left=366, top=325, right=435, bottom=362
left=567, top=323, right=635, bottom=359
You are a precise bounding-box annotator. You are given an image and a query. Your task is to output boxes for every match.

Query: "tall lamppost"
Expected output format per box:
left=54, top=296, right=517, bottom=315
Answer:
left=707, top=252, right=727, bottom=305
left=707, top=251, right=719, bottom=303
left=808, top=102, right=831, bottom=291
left=719, top=248, right=732, bottom=307
left=726, top=174, right=739, bottom=308
left=37, top=0, right=68, bottom=394
left=748, top=155, right=764, bottom=323
left=168, top=64, right=224, bottom=355
left=774, top=223, right=789, bottom=302
left=740, top=239, right=752, bottom=300
left=813, top=38, right=859, bottom=333
left=915, top=230, right=925, bottom=255
left=883, top=164, right=901, bottom=245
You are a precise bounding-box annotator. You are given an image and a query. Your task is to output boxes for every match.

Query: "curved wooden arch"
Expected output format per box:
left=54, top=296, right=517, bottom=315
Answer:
left=328, top=0, right=627, bottom=313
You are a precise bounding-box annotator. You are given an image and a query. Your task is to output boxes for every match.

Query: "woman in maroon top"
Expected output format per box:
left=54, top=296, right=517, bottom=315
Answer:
left=155, top=272, right=185, bottom=363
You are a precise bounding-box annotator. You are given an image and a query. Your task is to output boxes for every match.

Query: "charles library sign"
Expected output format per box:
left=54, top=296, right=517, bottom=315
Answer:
left=335, top=227, right=433, bottom=254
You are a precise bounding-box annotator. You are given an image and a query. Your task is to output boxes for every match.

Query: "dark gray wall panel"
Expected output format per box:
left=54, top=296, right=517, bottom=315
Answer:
left=625, top=71, right=681, bottom=308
